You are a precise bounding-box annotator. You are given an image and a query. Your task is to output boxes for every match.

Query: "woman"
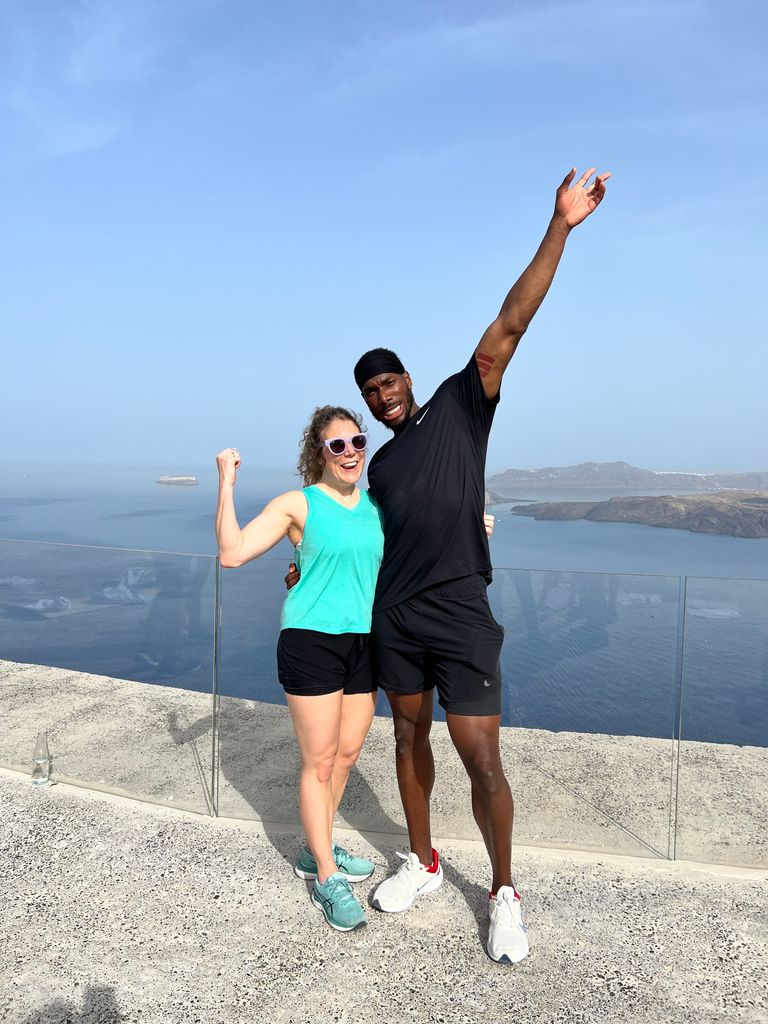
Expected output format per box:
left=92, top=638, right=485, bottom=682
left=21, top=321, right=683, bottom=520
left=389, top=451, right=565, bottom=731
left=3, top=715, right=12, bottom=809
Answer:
left=216, top=407, right=495, bottom=933
left=216, top=406, right=383, bottom=933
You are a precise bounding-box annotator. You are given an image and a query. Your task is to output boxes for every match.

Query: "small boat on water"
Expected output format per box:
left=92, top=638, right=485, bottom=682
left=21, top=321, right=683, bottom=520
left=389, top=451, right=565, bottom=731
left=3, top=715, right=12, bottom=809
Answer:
left=156, top=475, right=198, bottom=486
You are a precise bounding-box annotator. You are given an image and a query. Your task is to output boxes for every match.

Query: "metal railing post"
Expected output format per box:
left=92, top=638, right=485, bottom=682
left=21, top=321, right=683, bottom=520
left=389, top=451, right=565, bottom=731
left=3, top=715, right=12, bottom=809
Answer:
left=668, top=575, right=689, bottom=859
left=210, top=557, right=222, bottom=817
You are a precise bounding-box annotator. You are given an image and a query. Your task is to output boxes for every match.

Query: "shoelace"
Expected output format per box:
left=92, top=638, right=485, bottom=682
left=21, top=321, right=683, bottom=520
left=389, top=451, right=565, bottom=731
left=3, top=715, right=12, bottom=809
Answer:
left=321, top=876, right=356, bottom=906
left=494, top=890, right=527, bottom=932
left=395, top=851, right=421, bottom=874
left=332, top=843, right=352, bottom=868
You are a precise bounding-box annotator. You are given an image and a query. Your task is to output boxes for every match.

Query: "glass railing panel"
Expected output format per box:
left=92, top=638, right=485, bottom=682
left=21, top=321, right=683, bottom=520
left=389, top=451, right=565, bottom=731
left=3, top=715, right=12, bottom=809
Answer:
left=675, top=575, right=768, bottom=867
left=215, top=557, right=298, bottom=823
left=216, top=556, right=412, bottom=838
left=485, top=568, right=681, bottom=857
left=0, top=539, right=217, bottom=815
left=218, top=561, right=682, bottom=857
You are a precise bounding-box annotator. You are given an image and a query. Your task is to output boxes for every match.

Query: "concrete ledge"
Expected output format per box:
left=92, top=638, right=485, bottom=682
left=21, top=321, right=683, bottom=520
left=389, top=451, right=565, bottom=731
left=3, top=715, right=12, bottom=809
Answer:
left=3, top=766, right=766, bottom=883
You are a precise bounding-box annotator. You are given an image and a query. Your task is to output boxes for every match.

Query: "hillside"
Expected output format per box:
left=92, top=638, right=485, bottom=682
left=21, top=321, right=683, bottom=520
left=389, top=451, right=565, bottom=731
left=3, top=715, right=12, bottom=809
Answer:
left=509, top=491, right=768, bottom=539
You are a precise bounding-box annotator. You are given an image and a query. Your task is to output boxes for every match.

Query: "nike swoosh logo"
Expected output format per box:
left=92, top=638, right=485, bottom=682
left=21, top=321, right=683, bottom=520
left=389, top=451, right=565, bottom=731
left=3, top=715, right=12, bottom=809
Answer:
left=416, top=407, right=430, bottom=425
left=483, top=679, right=492, bottom=687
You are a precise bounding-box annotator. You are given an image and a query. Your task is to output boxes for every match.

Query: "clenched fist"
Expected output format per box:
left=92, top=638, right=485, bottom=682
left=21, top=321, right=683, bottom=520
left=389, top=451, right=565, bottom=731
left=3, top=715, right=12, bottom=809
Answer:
left=216, top=447, right=241, bottom=487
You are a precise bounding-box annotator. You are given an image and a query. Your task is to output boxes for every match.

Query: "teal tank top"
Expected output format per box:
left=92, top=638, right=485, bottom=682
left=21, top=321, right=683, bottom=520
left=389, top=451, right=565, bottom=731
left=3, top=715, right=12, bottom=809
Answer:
left=280, top=486, right=384, bottom=634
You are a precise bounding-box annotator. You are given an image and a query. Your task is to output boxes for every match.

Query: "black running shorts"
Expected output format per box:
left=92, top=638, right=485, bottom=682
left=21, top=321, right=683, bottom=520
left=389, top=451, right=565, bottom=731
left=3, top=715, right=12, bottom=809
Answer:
left=370, top=575, right=504, bottom=716
left=277, top=629, right=376, bottom=697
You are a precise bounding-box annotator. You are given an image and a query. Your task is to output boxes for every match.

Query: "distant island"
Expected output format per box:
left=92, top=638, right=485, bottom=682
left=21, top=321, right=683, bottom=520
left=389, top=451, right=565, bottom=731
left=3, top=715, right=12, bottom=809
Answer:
left=487, top=461, right=768, bottom=499
left=156, top=475, right=198, bottom=486
left=509, top=492, right=768, bottom=539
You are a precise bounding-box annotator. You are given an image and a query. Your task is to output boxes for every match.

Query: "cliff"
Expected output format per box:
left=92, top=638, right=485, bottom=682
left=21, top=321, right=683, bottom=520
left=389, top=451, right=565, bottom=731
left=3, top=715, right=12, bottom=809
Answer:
left=509, top=491, right=768, bottom=539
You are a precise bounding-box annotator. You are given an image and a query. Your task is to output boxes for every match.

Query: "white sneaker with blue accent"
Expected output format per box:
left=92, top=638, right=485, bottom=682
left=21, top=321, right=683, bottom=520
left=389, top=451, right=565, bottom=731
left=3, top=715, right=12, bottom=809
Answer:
left=372, top=850, right=443, bottom=913
left=487, top=886, right=529, bottom=964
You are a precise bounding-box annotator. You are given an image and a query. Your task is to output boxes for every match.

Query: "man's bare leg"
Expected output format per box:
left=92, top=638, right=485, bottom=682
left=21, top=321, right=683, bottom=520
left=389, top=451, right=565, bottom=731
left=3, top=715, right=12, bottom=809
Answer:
left=386, top=690, right=436, bottom=864
left=446, top=712, right=514, bottom=892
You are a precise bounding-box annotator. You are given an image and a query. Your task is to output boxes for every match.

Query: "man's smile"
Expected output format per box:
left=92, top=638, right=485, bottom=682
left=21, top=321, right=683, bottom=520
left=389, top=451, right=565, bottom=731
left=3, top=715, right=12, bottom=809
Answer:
left=382, top=402, right=404, bottom=422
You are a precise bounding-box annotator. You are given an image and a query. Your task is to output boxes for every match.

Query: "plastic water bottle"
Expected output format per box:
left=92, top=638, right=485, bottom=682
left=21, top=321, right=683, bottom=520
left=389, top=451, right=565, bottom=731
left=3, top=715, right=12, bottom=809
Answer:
left=31, top=731, right=51, bottom=786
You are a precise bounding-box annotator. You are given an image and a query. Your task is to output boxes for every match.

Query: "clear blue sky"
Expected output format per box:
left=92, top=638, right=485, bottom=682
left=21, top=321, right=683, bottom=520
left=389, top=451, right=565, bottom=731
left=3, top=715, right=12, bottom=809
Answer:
left=2, top=0, right=766, bottom=475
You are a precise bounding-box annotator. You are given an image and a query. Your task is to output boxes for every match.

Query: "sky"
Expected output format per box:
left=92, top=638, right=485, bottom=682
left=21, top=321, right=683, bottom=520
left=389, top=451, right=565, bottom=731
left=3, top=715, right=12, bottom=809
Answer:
left=1, top=0, right=767, bottom=476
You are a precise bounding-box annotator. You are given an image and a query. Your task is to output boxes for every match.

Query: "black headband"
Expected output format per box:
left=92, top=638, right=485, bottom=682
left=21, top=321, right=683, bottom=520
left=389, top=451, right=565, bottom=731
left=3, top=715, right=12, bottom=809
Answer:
left=353, top=351, right=406, bottom=390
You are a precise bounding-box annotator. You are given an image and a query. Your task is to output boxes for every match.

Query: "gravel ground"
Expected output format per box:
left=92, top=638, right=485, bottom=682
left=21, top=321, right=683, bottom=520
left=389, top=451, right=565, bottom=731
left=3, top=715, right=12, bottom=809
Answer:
left=1, top=770, right=766, bottom=1024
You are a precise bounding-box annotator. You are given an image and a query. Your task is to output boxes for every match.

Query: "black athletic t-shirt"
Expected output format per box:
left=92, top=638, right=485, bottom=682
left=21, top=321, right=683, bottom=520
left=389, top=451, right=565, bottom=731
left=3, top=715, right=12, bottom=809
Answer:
left=367, top=357, right=499, bottom=612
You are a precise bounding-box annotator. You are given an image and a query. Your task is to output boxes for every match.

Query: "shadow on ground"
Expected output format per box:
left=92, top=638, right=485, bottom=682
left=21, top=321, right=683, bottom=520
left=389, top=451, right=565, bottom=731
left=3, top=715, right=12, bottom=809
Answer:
left=19, top=984, right=125, bottom=1024
left=166, top=699, right=488, bottom=932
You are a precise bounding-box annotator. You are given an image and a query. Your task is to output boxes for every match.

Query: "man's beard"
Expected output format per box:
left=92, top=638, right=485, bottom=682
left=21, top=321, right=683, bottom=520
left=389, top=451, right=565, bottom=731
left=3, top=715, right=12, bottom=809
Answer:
left=388, top=388, right=414, bottom=433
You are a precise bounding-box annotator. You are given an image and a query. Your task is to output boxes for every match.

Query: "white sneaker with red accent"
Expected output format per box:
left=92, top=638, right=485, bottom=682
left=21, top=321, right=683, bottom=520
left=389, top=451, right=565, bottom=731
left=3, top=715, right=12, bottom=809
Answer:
left=372, top=850, right=443, bottom=912
left=487, top=886, right=529, bottom=964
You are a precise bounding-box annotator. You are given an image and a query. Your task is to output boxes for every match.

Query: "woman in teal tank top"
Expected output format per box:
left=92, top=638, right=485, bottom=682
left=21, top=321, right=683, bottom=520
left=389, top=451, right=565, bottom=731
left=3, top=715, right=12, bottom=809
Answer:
left=215, top=405, right=383, bottom=932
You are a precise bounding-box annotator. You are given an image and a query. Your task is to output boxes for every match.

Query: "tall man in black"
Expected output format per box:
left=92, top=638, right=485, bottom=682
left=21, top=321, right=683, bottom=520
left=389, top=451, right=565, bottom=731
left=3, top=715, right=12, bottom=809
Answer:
left=356, top=167, right=610, bottom=965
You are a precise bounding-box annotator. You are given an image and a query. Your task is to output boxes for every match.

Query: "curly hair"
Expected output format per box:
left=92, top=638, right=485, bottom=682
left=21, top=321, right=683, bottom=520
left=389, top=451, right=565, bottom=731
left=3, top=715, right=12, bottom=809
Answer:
left=296, top=405, right=366, bottom=486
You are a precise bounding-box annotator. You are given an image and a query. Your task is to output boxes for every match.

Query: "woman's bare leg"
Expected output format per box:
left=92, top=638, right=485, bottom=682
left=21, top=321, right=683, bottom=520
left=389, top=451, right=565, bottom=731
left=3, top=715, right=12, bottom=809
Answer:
left=330, top=691, right=377, bottom=824
left=286, top=691, right=344, bottom=882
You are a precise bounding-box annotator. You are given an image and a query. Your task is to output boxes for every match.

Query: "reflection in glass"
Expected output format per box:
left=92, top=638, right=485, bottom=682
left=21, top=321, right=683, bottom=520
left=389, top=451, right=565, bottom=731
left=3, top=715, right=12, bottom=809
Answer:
left=0, top=540, right=217, bottom=815
left=676, top=576, right=768, bottom=866
left=487, top=569, right=681, bottom=857
left=491, top=569, right=680, bottom=738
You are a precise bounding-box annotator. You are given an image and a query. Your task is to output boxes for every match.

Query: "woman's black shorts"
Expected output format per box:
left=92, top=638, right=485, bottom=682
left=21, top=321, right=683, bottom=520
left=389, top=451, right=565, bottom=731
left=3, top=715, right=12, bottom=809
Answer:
left=277, top=629, right=376, bottom=697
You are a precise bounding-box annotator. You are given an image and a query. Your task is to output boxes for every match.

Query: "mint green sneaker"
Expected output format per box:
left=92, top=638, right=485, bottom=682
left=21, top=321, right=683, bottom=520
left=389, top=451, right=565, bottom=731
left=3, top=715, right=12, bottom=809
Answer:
left=311, top=873, right=367, bottom=932
left=295, top=842, right=374, bottom=883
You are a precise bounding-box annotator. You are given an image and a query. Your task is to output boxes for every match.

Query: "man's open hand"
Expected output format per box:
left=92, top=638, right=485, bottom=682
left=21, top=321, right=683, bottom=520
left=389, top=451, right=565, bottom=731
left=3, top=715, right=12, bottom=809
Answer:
left=555, top=167, right=611, bottom=229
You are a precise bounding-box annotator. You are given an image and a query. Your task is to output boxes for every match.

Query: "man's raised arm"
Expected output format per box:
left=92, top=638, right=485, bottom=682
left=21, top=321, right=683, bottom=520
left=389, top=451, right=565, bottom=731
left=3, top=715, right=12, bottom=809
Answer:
left=475, top=166, right=611, bottom=400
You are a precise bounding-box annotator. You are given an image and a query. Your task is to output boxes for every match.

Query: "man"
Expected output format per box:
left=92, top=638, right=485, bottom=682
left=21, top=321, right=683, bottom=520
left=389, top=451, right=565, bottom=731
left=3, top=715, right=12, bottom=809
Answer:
left=354, top=167, right=610, bottom=965
left=286, top=167, right=609, bottom=961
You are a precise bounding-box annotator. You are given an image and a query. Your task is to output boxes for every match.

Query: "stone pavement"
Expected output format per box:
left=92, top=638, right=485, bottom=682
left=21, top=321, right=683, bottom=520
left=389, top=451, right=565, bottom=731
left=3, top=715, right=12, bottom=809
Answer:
left=1, top=769, right=766, bottom=1024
